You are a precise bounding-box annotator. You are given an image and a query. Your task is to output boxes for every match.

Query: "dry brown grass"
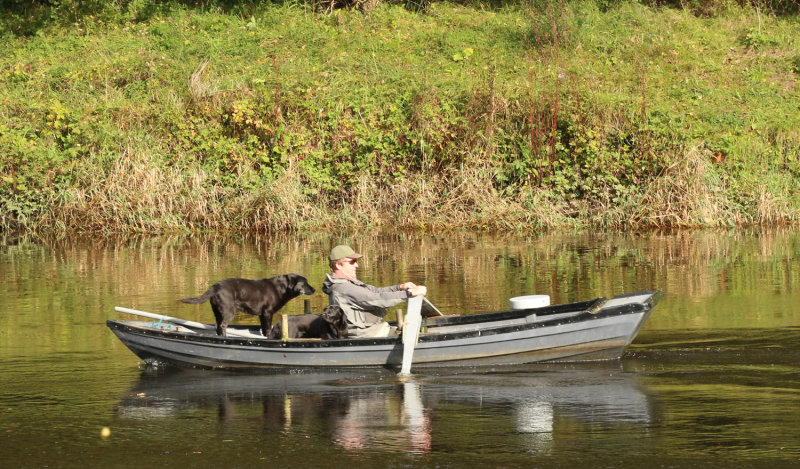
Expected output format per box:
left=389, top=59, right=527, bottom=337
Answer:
left=187, top=59, right=213, bottom=106
left=630, top=146, right=737, bottom=228
left=330, top=164, right=566, bottom=232
left=36, top=144, right=591, bottom=236
left=39, top=138, right=324, bottom=235
left=754, top=183, right=796, bottom=225
left=34, top=140, right=799, bottom=236
left=233, top=167, right=331, bottom=233
left=42, top=144, right=215, bottom=234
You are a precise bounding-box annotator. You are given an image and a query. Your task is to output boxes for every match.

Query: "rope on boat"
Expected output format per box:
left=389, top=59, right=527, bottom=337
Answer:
left=147, top=317, right=177, bottom=330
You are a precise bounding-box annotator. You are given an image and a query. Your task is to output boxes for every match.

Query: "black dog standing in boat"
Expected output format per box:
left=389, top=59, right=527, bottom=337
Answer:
left=180, top=274, right=315, bottom=337
left=269, top=305, right=348, bottom=340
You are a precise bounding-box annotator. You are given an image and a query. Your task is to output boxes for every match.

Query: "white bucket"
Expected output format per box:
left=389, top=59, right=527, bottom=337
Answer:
left=509, top=295, right=550, bottom=310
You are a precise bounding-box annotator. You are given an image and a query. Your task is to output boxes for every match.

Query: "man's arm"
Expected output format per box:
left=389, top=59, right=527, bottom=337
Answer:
left=337, top=281, right=410, bottom=309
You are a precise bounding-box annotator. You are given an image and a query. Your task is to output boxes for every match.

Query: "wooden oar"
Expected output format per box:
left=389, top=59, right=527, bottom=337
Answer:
left=114, top=306, right=262, bottom=338
left=399, top=296, right=424, bottom=375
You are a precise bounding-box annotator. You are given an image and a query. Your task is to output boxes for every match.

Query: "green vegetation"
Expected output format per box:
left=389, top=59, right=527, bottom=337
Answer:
left=1, top=0, right=799, bottom=236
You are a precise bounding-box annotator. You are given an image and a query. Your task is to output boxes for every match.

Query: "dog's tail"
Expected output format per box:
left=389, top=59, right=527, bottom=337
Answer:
left=180, top=289, right=214, bottom=304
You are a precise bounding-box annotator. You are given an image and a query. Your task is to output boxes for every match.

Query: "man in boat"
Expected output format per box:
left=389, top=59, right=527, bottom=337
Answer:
left=322, top=245, right=427, bottom=338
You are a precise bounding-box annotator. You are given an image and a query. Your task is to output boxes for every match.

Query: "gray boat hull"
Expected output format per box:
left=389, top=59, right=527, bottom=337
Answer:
left=108, top=291, right=660, bottom=370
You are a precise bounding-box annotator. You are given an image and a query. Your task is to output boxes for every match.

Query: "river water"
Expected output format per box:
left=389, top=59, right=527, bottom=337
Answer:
left=1, top=230, right=799, bottom=468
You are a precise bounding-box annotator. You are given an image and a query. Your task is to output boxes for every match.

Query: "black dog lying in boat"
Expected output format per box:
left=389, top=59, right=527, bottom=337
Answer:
left=180, top=274, right=315, bottom=337
left=269, top=305, right=348, bottom=340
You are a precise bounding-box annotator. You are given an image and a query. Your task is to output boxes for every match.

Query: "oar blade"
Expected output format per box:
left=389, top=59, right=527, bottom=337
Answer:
left=400, top=296, right=423, bottom=375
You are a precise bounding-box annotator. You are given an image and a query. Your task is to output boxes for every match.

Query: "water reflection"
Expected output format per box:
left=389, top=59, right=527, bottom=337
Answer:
left=115, top=367, right=654, bottom=455
left=330, top=380, right=432, bottom=453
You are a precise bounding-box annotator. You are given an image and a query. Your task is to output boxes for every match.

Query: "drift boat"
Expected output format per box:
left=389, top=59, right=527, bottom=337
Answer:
left=107, top=290, right=661, bottom=371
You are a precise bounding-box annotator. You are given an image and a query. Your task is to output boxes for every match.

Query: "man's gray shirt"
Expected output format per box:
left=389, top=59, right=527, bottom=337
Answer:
left=322, top=274, right=409, bottom=329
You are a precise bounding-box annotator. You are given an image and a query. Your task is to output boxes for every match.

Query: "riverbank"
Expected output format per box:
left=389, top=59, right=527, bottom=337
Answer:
left=2, top=1, right=799, bottom=236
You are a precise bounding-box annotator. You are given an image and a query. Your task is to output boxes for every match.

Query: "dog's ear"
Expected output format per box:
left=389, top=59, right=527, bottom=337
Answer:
left=335, top=312, right=348, bottom=338
left=331, top=306, right=348, bottom=335
left=273, top=274, right=290, bottom=290
left=336, top=316, right=347, bottom=331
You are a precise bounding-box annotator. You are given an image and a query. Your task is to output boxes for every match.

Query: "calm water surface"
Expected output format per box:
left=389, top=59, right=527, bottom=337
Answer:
left=1, top=230, right=799, bottom=468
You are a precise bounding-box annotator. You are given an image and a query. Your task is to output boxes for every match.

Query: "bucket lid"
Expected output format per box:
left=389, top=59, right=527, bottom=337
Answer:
left=509, top=295, right=550, bottom=310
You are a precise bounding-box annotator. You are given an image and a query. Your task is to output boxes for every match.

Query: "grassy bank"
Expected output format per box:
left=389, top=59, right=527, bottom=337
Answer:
left=2, top=1, right=799, bottom=236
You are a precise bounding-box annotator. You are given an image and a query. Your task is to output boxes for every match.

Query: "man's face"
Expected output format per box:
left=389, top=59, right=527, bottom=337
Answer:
left=338, top=257, right=359, bottom=280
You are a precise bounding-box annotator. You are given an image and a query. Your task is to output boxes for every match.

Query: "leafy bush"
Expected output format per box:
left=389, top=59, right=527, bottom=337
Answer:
left=741, top=27, right=780, bottom=47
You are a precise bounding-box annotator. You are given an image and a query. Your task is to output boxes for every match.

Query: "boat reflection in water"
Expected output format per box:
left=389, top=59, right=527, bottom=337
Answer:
left=116, top=365, right=654, bottom=454
left=328, top=379, right=433, bottom=453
